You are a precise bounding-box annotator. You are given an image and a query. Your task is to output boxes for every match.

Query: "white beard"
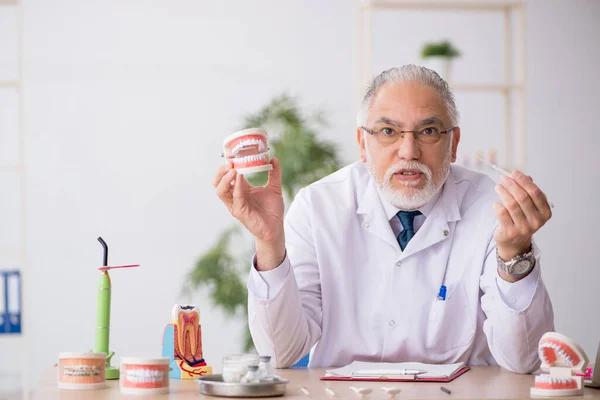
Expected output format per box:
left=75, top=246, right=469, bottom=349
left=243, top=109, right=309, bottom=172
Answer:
left=365, top=140, right=453, bottom=211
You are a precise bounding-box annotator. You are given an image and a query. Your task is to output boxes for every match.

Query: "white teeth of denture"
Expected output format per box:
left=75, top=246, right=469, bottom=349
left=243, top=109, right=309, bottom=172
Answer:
left=64, top=365, right=101, bottom=377
left=535, top=375, right=574, bottom=385
left=231, top=138, right=266, bottom=155
left=540, top=342, right=574, bottom=366
left=236, top=153, right=268, bottom=164
left=126, top=369, right=164, bottom=383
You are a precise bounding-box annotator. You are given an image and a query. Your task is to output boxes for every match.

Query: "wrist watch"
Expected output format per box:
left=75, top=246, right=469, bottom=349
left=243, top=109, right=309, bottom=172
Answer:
left=496, top=247, right=536, bottom=277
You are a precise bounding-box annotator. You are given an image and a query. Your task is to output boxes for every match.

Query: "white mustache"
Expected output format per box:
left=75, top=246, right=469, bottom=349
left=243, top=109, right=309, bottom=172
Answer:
left=384, top=161, right=432, bottom=185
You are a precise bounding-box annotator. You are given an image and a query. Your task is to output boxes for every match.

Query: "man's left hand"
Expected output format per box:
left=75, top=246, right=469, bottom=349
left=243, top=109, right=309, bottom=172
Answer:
left=493, top=170, right=553, bottom=262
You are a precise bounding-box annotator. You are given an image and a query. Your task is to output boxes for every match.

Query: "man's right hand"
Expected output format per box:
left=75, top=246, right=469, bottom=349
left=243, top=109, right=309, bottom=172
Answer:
left=213, top=158, right=286, bottom=271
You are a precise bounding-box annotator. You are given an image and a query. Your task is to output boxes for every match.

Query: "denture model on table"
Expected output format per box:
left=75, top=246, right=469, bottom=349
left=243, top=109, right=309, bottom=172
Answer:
left=161, top=304, right=212, bottom=379
left=530, top=332, right=589, bottom=397
left=222, top=128, right=272, bottom=175
left=120, top=357, right=170, bottom=395
left=57, top=352, right=106, bottom=390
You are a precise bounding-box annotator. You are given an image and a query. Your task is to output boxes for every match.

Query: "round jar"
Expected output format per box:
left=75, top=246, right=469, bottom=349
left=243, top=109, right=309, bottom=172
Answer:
left=57, top=352, right=106, bottom=390
left=222, top=354, right=260, bottom=383
left=120, top=357, right=170, bottom=395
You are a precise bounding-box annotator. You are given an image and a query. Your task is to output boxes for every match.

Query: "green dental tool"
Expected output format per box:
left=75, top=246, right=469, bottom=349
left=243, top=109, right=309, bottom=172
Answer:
left=95, top=237, right=139, bottom=380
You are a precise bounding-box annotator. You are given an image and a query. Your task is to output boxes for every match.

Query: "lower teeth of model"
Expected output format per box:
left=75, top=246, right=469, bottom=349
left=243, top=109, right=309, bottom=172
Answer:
left=240, top=154, right=267, bottom=163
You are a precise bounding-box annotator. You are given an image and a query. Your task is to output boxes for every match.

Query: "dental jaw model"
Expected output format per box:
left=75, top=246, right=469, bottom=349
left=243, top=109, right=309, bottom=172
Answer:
left=531, top=332, right=589, bottom=397
left=161, top=304, right=212, bottom=379
left=223, top=128, right=272, bottom=175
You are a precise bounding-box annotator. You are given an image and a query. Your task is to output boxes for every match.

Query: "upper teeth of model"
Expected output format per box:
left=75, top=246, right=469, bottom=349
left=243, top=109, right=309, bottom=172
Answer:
left=126, top=369, right=164, bottom=383
left=231, top=138, right=266, bottom=155
left=539, top=342, right=574, bottom=366
left=401, top=171, right=417, bottom=175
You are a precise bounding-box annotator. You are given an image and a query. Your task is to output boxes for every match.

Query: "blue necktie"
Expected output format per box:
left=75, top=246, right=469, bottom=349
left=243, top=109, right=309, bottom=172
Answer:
left=396, top=210, right=422, bottom=250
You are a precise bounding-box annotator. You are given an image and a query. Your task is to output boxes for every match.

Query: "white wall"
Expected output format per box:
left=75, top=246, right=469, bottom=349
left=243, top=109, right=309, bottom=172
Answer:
left=7, top=0, right=599, bottom=391
left=525, top=0, right=600, bottom=358
left=20, top=0, right=356, bottom=391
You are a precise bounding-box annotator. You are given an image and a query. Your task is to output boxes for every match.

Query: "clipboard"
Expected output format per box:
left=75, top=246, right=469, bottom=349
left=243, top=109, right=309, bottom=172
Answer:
left=320, top=365, right=470, bottom=382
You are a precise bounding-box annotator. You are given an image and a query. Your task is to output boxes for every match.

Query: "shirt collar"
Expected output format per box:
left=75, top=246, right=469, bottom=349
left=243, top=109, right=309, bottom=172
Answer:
left=377, top=184, right=443, bottom=222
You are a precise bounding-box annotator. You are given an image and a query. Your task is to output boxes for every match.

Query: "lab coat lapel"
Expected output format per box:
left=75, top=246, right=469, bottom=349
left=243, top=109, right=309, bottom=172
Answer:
left=356, top=177, right=400, bottom=251
left=400, top=170, right=462, bottom=258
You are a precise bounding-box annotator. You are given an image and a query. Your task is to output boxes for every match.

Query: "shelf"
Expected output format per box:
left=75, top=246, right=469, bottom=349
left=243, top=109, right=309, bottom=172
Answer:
left=0, top=81, right=20, bottom=89
left=451, top=83, right=524, bottom=92
left=362, top=1, right=523, bottom=11
left=0, top=0, right=18, bottom=4
left=356, top=0, right=527, bottom=170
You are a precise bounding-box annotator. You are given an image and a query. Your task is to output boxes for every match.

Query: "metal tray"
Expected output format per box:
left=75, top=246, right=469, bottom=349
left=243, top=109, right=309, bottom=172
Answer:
left=196, top=374, right=289, bottom=398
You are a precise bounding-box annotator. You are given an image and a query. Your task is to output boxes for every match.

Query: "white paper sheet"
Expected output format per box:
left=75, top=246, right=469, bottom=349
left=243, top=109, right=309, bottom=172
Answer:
left=325, top=360, right=466, bottom=379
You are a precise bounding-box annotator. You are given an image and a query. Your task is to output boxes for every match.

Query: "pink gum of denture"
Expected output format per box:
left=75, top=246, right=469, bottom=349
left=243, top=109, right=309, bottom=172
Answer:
left=223, top=128, right=272, bottom=175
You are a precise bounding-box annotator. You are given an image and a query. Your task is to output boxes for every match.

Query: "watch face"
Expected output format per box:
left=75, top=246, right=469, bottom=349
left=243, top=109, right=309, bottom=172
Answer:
left=511, top=260, right=531, bottom=275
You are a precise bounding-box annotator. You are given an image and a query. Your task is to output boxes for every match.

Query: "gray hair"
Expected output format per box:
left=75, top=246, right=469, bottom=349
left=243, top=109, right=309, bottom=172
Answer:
left=357, top=65, right=459, bottom=128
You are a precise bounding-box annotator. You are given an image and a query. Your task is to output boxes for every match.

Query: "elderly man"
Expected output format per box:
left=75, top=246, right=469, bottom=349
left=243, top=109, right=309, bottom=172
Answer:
left=213, top=65, right=554, bottom=373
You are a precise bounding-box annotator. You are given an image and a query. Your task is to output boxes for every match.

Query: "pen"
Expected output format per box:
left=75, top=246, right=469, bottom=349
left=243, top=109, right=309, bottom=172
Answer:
left=440, top=386, right=451, bottom=394
left=354, top=369, right=427, bottom=376
left=477, top=156, right=554, bottom=209
left=437, top=285, right=447, bottom=301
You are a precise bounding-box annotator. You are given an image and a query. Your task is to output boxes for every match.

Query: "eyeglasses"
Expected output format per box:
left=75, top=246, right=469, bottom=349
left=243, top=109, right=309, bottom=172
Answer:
left=361, top=125, right=455, bottom=146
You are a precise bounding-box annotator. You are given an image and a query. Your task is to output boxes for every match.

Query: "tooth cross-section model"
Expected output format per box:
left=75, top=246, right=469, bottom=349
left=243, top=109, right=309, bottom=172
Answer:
left=161, top=304, right=212, bottom=379
left=530, top=332, right=589, bottom=398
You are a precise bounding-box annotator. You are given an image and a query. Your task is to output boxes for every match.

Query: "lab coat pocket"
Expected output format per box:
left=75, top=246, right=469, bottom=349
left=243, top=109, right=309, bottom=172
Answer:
left=425, top=281, right=475, bottom=353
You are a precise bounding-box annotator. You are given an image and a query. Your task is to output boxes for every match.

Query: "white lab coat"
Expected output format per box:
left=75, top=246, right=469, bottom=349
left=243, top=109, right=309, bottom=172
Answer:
left=247, top=162, right=554, bottom=373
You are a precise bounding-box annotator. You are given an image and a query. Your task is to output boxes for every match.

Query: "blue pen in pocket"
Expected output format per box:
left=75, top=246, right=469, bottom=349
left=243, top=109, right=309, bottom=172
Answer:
left=437, top=285, right=447, bottom=301
left=437, top=225, right=454, bottom=302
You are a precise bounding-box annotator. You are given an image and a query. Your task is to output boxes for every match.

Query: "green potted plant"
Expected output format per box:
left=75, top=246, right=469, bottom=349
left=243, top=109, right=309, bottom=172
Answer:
left=420, top=39, right=461, bottom=82
left=182, top=94, right=341, bottom=351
